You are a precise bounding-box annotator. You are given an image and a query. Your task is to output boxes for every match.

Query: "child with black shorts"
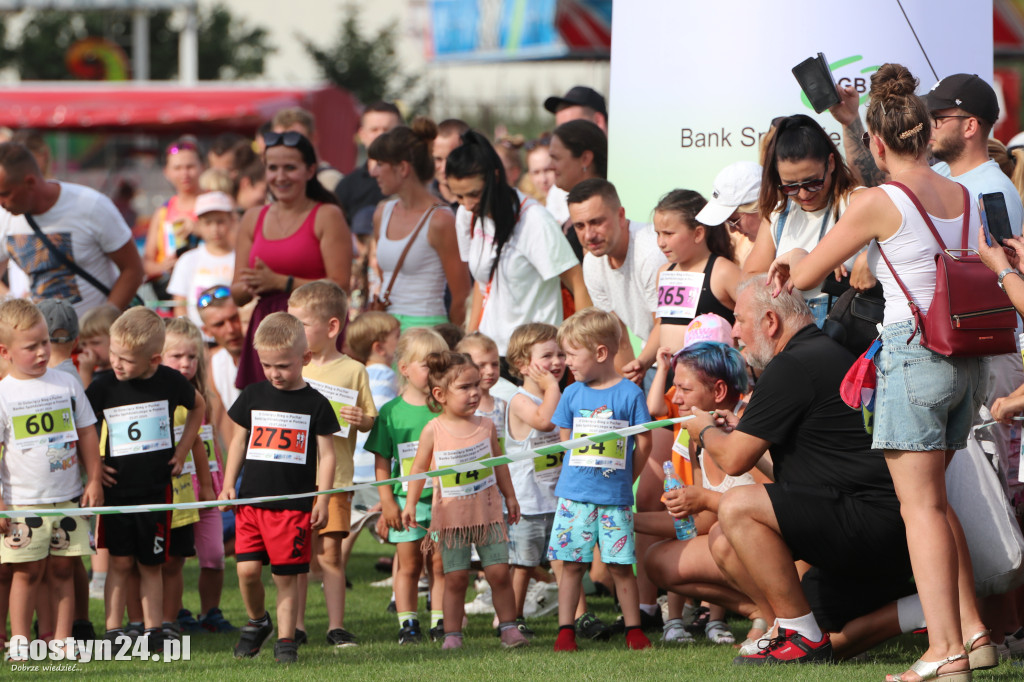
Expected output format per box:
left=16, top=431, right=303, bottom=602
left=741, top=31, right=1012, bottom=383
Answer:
left=86, top=306, right=205, bottom=650
left=220, top=312, right=338, bottom=664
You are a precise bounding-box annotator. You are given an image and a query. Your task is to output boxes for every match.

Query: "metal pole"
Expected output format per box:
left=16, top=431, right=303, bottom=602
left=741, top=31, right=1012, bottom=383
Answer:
left=179, top=4, right=198, bottom=85
left=132, top=10, right=149, bottom=81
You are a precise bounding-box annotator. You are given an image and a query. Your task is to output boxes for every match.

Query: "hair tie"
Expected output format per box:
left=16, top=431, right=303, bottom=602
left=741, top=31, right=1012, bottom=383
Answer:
left=899, top=123, right=924, bottom=140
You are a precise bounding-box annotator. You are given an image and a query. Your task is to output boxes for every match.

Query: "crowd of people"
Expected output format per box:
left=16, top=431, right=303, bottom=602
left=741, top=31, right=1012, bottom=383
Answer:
left=0, top=62, right=1022, bottom=679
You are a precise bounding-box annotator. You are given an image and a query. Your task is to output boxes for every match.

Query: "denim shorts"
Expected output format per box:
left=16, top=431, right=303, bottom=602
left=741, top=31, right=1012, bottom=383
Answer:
left=807, top=294, right=829, bottom=329
left=872, top=319, right=988, bottom=452
left=508, top=512, right=554, bottom=567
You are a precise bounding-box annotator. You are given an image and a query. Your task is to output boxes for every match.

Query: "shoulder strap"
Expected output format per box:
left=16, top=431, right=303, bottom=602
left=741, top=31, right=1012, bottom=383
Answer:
left=381, top=203, right=445, bottom=304
left=24, top=213, right=112, bottom=297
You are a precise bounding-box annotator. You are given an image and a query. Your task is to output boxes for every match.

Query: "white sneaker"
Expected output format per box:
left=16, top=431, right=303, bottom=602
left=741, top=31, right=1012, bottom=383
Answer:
left=662, top=618, right=694, bottom=643
left=464, top=587, right=495, bottom=615
left=89, top=578, right=106, bottom=601
left=522, top=580, right=559, bottom=618
left=369, top=576, right=393, bottom=588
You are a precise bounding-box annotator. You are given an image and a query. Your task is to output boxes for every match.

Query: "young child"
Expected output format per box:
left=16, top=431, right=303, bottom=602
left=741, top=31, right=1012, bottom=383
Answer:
left=78, top=304, right=120, bottom=390
left=403, top=350, right=527, bottom=650
left=287, top=281, right=376, bottom=647
left=366, top=327, right=448, bottom=644
left=86, top=306, right=205, bottom=650
left=168, top=191, right=237, bottom=333
left=37, top=299, right=80, bottom=384
left=161, top=318, right=234, bottom=634
left=0, top=300, right=102, bottom=660
left=504, top=323, right=566, bottom=632
left=549, top=307, right=654, bottom=652
left=219, top=312, right=338, bottom=664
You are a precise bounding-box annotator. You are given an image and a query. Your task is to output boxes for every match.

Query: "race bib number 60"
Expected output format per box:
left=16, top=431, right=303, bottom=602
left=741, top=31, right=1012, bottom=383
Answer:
left=246, top=410, right=310, bottom=465
left=10, top=394, right=77, bottom=449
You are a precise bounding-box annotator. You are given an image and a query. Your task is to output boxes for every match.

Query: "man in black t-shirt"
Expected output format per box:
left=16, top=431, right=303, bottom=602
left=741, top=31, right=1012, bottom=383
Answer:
left=681, top=276, right=912, bottom=666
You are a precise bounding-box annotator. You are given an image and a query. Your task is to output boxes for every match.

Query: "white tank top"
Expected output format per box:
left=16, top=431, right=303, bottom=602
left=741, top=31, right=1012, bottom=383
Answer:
left=210, top=348, right=240, bottom=410
left=505, top=388, right=560, bottom=515
left=376, top=200, right=449, bottom=317
left=699, top=452, right=755, bottom=494
left=866, top=184, right=976, bottom=325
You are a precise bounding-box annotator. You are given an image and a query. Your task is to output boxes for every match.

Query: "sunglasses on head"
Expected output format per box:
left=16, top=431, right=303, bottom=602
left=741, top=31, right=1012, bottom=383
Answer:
left=166, top=141, right=198, bottom=156
left=778, top=169, right=828, bottom=197
left=197, top=285, right=231, bottom=310
left=263, top=131, right=305, bottom=149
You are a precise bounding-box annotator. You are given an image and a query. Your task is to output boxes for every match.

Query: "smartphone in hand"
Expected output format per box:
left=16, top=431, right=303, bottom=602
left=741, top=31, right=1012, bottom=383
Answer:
left=980, top=192, right=1013, bottom=246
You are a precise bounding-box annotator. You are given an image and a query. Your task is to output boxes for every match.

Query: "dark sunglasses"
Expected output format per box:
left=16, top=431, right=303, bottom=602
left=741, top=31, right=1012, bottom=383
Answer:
left=166, top=141, right=198, bottom=156
left=778, top=169, right=828, bottom=197
left=197, top=285, right=231, bottom=310
left=263, top=131, right=305, bottom=149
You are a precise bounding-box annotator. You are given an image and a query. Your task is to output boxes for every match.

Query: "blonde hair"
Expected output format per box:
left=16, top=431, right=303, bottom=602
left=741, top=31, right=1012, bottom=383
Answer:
left=199, top=168, right=233, bottom=193
left=79, top=304, right=120, bottom=340
left=110, top=306, right=165, bottom=356
left=0, top=299, right=43, bottom=345
left=346, top=311, right=400, bottom=363
left=288, top=280, right=348, bottom=326
left=558, top=307, right=620, bottom=355
left=164, top=317, right=211, bottom=417
left=253, top=312, right=307, bottom=353
left=506, top=323, right=558, bottom=379
left=396, top=327, right=447, bottom=367
left=425, top=350, right=477, bottom=413
left=455, top=331, right=498, bottom=357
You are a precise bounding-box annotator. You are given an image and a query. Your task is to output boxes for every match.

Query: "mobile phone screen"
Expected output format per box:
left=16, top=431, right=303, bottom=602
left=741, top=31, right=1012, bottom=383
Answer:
left=980, top=192, right=1013, bottom=245
left=792, top=53, right=840, bottom=114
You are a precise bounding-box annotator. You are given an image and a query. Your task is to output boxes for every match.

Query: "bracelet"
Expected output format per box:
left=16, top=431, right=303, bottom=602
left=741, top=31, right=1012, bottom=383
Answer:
left=698, top=425, right=716, bottom=450
left=285, top=275, right=294, bottom=293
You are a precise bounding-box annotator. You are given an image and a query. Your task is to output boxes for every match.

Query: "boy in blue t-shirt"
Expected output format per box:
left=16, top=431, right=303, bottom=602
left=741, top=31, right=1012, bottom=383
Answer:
left=548, top=308, right=652, bottom=653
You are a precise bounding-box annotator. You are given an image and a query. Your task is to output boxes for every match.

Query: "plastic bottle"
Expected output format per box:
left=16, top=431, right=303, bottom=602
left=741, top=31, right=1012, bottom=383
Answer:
left=663, top=461, right=697, bottom=540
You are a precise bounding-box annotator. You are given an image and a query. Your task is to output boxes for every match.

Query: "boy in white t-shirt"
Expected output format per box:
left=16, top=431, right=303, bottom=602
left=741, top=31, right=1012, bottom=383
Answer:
left=0, top=299, right=102, bottom=660
left=168, top=191, right=237, bottom=333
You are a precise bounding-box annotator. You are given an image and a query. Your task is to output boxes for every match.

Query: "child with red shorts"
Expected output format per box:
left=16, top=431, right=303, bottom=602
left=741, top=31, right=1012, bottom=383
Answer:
left=220, top=312, right=338, bottom=664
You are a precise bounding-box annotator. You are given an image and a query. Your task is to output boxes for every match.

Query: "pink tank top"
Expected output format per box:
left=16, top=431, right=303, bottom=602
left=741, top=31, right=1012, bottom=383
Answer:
left=249, top=204, right=327, bottom=280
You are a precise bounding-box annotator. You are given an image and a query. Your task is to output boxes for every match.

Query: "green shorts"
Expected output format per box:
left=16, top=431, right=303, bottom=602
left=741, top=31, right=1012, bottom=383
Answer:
left=388, top=497, right=432, bottom=544
left=392, top=313, right=450, bottom=333
left=437, top=537, right=509, bottom=573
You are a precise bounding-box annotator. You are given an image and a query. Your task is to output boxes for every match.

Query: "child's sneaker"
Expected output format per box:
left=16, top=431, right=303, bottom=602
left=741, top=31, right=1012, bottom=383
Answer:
left=464, top=587, right=495, bottom=615
left=554, top=627, right=578, bottom=652
left=662, top=618, right=695, bottom=643
left=161, top=621, right=182, bottom=640
left=398, top=620, right=422, bottom=645
left=706, top=620, right=736, bottom=644
left=274, top=639, right=298, bottom=663
left=734, top=627, right=833, bottom=665
left=71, top=619, right=96, bottom=642
left=177, top=609, right=203, bottom=633
left=326, top=628, right=359, bottom=648
left=441, top=632, right=463, bottom=650
left=515, top=618, right=535, bottom=640
left=199, top=608, right=238, bottom=633
left=233, top=614, right=274, bottom=658
left=575, top=612, right=611, bottom=641
left=429, top=620, right=444, bottom=643
left=626, top=628, right=652, bottom=650
left=500, top=625, right=530, bottom=649
left=294, top=628, right=308, bottom=646
left=125, top=622, right=144, bottom=641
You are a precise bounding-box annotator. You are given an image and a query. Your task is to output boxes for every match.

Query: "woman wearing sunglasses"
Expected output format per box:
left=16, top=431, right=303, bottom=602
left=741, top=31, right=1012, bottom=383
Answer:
left=767, top=63, right=991, bottom=682
left=231, top=130, right=352, bottom=388
left=142, top=139, right=204, bottom=294
left=744, top=114, right=860, bottom=326
left=366, top=117, right=470, bottom=331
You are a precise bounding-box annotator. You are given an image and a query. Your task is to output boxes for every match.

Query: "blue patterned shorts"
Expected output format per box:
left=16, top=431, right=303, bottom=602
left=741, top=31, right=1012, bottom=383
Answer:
left=547, top=497, right=635, bottom=565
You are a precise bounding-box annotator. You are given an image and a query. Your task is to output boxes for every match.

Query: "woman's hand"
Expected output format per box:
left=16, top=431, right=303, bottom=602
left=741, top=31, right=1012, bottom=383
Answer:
left=850, top=251, right=877, bottom=291
left=991, top=395, right=1024, bottom=424
left=238, top=258, right=286, bottom=295
left=663, top=485, right=705, bottom=517
left=977, top=225, right=1013, bottom=274
left=766, top=249, right=808, bottom=297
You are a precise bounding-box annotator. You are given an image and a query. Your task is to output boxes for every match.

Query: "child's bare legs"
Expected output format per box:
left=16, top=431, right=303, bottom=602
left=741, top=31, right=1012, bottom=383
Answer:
left=556, top=562, right=586, bottom=626
left=9, top=560, right=45, bottom=639
left=272, top=573, right=299, bottom=640
left=46, top=556, right=77, bottom=641
left=237, top=560, right=267, bottom=622
left=511, top=566, right=531, bottom=616
left=608, top=563, right=641, bottom=627
left=484, top=562, right=517, bottom=624
left=394, top=542, right=424, bottom=615
left=105, top=556, right=133, bottom=631
left=319, top=532, right=347, bottom=630
left=0, top=563, right=12, bottom=644
left=35, top=578, right=54, bottom=639
left=551, top=560, right=587, bottom=619
left=295, top=573, right=308, bottom=632
left=137, top=563, right=163, bottom=629
left=73, top=558, right=91, bottom=622
left=442, top=569, right=469, bottom=634
left=198, top=568, right=224, bottom=616
left=126, top=565, right=143, bottom=625
left=162, top=556, right=185, bottom=624
left=429, top=550, right=445, bottom=620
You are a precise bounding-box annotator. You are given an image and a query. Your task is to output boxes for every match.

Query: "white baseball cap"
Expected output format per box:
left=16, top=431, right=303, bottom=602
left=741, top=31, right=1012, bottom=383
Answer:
left=195, top=191, right=235, bottom=217
left=695, top=161, right=763, bottom=227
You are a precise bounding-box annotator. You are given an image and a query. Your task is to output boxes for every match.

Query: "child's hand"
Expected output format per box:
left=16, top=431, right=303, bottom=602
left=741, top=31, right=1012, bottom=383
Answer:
left=81, top=480, right=104, bottom=509
left=198, top=484, right=216, bottom=503
left=401, top=505, right=417, bottom=530
left=169, top=450, right=186, bottom=477
left=311, top=497, right=328, bottom=530
left=506, top=497, right=521, bottom=525
left=622, top=359, right=645, bottom=385
left=338, top=405, right=363, bottom=430
left=79, top=348, right=97, bottom=373
left=101, top=463, right=118, bottom=487
left=527, top=363, right=557, bottom=392
left=380, top=499, right=403, bottom=531
left=218, top=488, right=236, bottom=512
left=991, top=395, right=1024, bottom=424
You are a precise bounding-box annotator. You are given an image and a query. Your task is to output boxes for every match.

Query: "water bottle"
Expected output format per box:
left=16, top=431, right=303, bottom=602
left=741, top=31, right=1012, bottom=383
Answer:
left=663, top=461, right=697, bottom=540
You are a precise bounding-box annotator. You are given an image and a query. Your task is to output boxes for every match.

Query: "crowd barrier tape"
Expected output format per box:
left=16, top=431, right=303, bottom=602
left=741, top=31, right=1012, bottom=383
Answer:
left=0, top=416, right=693, bottom=519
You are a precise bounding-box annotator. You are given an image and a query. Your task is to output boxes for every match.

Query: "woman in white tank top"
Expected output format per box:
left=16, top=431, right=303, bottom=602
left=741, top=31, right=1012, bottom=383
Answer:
left=368, top=119, right=471, bottom=332
left=768, top=63, right=990, bottom=682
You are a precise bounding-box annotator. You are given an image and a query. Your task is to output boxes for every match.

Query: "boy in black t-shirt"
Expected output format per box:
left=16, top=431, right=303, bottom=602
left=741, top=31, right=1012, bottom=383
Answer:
left=86, top=307, right=205, bottom=650
left=220, top=312, right=338, bottom=664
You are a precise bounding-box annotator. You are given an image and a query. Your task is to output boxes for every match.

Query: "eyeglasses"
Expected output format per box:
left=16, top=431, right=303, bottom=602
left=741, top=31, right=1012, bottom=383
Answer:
left=930, top=114, right=971, bottom=127
left=166, top=141, right=198, bottom=156
left=725, top=216, right=742, bottom=230
left=263, top=131, right=305, bottom=149
left=524, top=135, right=552, bottom=152
left=778, top=169, right=828, bottom=196
left=197, top=285, right=231, bottom=309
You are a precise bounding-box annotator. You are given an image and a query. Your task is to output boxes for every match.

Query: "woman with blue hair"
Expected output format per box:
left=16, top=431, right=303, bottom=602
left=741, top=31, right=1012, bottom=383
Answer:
left=639, top=340, right=773, bottom=650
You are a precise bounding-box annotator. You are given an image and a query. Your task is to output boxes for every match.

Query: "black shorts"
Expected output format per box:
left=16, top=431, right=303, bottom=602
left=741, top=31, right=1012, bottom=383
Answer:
left=98, top=489, right=172, bottom=566
left=765, top=481, right=914, bottom=631
left=169, top=524, right=196, bottom=558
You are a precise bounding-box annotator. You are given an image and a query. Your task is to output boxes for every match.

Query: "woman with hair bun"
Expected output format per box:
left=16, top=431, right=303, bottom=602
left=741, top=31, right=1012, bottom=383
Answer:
left=768, top=63, right=991, bottom=682
left=368, top=118, right=471, bottom=331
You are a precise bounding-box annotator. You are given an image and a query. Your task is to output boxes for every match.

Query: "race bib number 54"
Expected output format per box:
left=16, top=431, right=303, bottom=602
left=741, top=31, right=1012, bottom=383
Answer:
left=569, top=417, right=627, bottom=470
left=246, top=410, right=310, bottom=465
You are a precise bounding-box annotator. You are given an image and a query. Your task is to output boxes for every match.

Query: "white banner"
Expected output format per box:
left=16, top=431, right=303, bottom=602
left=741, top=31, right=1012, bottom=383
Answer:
left=607, top=0, right=993, bottom=221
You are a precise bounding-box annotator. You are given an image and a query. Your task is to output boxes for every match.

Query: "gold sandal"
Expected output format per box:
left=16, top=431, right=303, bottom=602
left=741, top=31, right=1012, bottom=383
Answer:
left=888, top=652, right=971, bottom=681
left=964, top=630, right=997, bottom=670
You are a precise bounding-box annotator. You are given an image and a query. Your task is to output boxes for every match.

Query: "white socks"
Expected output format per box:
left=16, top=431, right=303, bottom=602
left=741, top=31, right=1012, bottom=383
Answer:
left=777, top=613, right=823, bottom=643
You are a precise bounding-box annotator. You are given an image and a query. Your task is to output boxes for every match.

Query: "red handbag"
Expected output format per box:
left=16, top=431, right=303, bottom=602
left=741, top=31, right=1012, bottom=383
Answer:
left=877, top=182, right=1017, bottom=357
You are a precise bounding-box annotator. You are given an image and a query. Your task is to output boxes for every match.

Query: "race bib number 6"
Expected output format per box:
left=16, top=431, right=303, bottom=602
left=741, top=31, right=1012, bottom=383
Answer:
left=569, top=417, right=627, bottom=470
left=246, top=410, right=310, bottom=465
left=10, top=393, right=77, bottom=449
left=105, top=401, right=172, bottom=457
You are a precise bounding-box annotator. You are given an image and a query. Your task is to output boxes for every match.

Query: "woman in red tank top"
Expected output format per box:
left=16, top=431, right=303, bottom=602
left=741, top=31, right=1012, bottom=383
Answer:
left=231, top=131, right=352, bottom=388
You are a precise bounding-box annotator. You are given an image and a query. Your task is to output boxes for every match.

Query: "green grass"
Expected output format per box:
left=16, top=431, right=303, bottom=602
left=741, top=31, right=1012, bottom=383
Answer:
left=39, top=533, right=1020, bottom=680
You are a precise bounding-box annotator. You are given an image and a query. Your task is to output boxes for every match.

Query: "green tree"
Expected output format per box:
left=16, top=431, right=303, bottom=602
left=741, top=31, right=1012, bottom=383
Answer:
left=301, top=6, right=430, bottom=113
left=3, top=4, right=273, bottom=80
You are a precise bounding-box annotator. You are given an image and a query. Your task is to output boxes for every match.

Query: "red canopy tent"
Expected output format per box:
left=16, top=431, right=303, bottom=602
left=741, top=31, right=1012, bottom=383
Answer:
left=0, top=83, right=360, bottom=171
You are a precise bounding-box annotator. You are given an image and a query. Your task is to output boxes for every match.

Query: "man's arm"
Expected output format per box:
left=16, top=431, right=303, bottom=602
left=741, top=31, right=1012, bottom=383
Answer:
left=684, top=409, right=770, bottom=477
left=105, top=240, right=144, bottom=309
left=829, top=84, right=887, bottom=188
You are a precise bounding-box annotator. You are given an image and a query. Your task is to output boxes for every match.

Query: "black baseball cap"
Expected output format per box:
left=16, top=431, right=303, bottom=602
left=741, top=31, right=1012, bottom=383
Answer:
left=925, top=73, right=999, bottom=125
left=544, top=86, right=607, bottom=117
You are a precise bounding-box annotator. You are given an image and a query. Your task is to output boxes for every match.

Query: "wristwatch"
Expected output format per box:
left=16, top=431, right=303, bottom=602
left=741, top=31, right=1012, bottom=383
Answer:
left=997, top=267, right=1018, bottom=292
left=698, top=425, right=716, bottom=450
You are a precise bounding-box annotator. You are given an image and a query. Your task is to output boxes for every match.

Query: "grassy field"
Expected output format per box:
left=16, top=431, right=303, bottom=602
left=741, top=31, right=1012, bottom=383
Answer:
left=24, top=532, right=1021, bottom=681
